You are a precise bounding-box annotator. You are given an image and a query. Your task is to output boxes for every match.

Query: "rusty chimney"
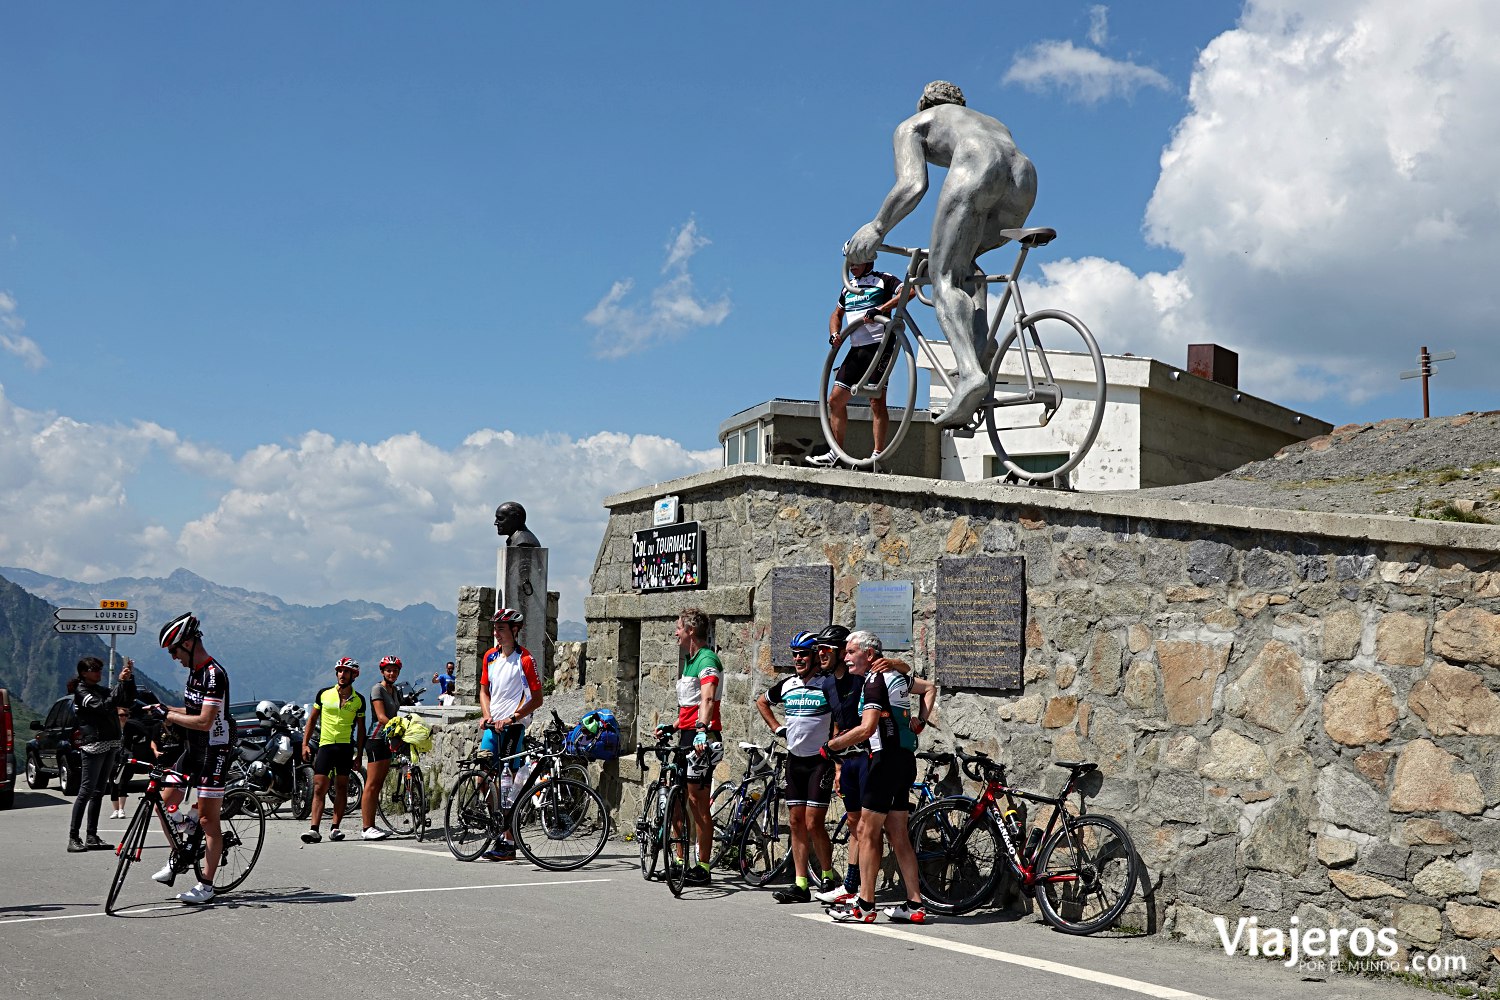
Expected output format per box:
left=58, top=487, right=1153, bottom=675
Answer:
left=1187, top=343, right=1238, bottom=389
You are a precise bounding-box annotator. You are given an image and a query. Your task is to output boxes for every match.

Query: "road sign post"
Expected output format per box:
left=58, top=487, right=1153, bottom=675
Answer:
left=52, top=605, right=137, bottom=683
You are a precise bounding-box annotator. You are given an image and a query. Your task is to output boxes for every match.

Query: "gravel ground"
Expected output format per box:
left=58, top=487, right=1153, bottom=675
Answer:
left=1130, top=410, right=1500, bottom=523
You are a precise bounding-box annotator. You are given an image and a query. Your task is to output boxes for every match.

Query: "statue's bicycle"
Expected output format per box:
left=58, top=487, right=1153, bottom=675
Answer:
left=820, top=227, right=1106, bottom=482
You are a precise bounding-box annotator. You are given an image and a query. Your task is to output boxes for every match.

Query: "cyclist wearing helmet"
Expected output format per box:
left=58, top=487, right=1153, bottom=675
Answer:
left=150, top=612, right=234, bottom=905
left=807, top=244, right=909, bottom=468
left=300, top=657, right=367, bottom=844
left=359, top=655, right=404, bottom=841
left=478, top=608, right=543, bottom=860
left=756, top=630, right=841, bottom=903
left=674, top=607, right=722, bottom=885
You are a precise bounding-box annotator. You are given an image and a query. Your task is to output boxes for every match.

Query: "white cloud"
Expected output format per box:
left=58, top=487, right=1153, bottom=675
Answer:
left=1088, top=5, right=1110, bottom=48
left=1005, top=40, right=1171, bottom=104
left=0, top=292, right=47, bottom=370
left=586, top=218, right=731, bottom=358
left=0, top=384, right=717, bottom=616
left=1012, top=0, right=1500, bottom=407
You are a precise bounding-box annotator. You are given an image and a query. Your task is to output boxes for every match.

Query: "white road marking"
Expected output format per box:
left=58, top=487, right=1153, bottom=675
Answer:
left=792, top=914, right=1219, bottom=1000
left=0, top=878, right=611, bottom=926
left=364, top=843, right=452, bottom=857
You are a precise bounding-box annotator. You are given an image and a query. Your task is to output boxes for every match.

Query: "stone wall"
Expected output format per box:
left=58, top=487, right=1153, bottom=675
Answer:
left=584, top=464, right=1500, bottom=985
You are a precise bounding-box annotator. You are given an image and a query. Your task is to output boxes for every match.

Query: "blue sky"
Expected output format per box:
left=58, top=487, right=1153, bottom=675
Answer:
left=2, top=1, right=1496, bottom=619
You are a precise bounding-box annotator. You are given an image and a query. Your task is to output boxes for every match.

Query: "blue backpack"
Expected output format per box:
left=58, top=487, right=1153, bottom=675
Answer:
left=565, top=708, right=621, bottom=761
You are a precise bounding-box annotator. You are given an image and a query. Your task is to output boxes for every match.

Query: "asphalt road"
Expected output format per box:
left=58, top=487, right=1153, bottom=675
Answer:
left=0, top=786, right=1449, bottom=1000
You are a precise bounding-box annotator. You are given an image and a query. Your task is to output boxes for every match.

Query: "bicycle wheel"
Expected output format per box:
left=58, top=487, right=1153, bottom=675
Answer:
left=1033, top=814, right=1138, bottom=934
left=637, top=781, right=664, bottom=881
left=196, top=788, right=266, bottom=893
left=376, top=762, right=416, bottom=836
left=817, top=320, right=918, bottom=469
left=984, top=309, right=1106, bottom=483
left=408, top=765, right=428, bottom=841
left=561, top=761, right=591, bottom=787
left=738, top=789, right=792, bottom=887
left=105, top=798, right=154, bottom=915
left=292, top=765, right=313, bottom=821
left=444, top=769, right=497, bottom=862
left=827, top=800, right=851, bottom=879
left=663, top=785, right=696, bottom=897
left=909, top=798, right=1002, bottom=916
left=512, top=777, right=609, bottom=871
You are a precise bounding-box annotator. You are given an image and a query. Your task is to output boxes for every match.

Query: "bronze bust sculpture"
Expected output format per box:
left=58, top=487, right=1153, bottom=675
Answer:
left=495, top=501, right=541, bottom=548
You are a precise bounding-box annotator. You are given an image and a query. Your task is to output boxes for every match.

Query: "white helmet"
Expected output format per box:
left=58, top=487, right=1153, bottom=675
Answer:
left=255, top=700, right=278, bottom=720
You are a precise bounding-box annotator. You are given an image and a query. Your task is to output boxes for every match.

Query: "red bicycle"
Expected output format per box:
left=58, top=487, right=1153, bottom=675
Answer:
left=908, top=748, right=1138, bottom=934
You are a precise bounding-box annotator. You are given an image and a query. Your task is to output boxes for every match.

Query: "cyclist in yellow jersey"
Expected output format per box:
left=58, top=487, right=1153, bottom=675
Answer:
left=300, top=657, right=367, bottom=843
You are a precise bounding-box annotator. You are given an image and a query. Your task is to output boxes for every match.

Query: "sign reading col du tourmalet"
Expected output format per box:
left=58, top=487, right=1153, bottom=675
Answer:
left=632, top=520, right=704, bottom=592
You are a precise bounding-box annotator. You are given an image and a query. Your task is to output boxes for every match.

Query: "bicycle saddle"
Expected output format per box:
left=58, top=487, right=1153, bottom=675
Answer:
left=1054, top=760, right=1098, bottom=774
left=998, top=226, right=1057, bottom=247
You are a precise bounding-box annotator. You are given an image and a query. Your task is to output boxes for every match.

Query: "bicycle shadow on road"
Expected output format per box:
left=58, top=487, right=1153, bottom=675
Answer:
left=106, top=886, right=357, bottom=917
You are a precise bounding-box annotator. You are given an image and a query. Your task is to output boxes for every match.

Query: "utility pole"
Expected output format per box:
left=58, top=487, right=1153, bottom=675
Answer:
left=1399, top=346, right=1456, bottom=419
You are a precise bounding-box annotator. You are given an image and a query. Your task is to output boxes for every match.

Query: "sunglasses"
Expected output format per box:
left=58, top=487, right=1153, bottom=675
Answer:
left=791, top=650, right=811, bottom=658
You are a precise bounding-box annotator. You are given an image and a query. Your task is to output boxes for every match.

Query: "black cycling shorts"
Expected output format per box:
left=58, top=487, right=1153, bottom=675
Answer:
left=676, top=728, right=721, bottom=787
left=834, top=342, right=895, bottom=395
left=862, top=748, right=917, bottom=815
left=365, top=733, right=393, bottom=764
left=313, top=742, right=357, bottom=777
left=839, top=753, right=870, bottom=813
left=784, top=752, right=834, bottom=808
left=175, top=744, right=232, bottom=800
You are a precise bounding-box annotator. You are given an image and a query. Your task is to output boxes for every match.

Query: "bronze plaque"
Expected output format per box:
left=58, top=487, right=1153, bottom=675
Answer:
left=936, top=555, right=1025, bottom=689
left=770, top=565, right=832, bottom=669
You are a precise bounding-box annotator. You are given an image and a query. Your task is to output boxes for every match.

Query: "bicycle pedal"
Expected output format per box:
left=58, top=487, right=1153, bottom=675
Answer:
left=948, top=426, right=976, bottom=438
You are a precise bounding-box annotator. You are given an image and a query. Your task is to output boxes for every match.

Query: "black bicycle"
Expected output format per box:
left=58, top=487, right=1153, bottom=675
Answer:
left=106, top=758, right=267, bottom=914
left=734, top=742, right=793, bottom=887
left=909, top=749, right=1138, bottom=933
left=374, top=745, right=428, bottom=840
left=704, top=737, right=781, bottom=870
left=443, top=736, right=609, bottom=871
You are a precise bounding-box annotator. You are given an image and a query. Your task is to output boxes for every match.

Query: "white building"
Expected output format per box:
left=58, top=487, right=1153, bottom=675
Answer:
left=719, top=343, right=1331, bottom=490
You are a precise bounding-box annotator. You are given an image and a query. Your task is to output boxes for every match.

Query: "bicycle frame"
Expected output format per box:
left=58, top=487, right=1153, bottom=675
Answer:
left=960, top=768, right=1087, bottom=890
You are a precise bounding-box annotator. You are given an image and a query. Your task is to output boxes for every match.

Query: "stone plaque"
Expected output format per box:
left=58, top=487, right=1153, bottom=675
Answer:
left=856, top=581, right=913, bottom=651
left=936, top=555, right=1025, bottom=689
left=770, top=565, right=832, bottom=669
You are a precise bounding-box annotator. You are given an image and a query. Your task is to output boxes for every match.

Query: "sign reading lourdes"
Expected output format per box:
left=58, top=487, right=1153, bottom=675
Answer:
left=632, top=521, right=704, bottom=592
left=856, top=581, right=913, bottom=651
left=936, top=555, right=1025, bottom=689
left=770, top=566, right=832, bottom=668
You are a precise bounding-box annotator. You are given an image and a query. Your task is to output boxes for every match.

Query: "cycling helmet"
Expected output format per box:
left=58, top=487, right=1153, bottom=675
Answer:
left=492, top=607, right=524, bottom=626
left=379, top=655, right=403, bottom=670
left=334, top=656, right=360, bottom=677
left=813, top=624, right=850, bottom=648
left=255, top=699, right=278, bottom=720
left=158, top=612, right=200, bottom=649
left=789, top=630, right=818, bottom=652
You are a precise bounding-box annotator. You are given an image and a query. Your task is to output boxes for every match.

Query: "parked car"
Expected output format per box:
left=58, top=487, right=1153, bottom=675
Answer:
left=26, top=696, right=81, bottom=795
left=228, top=699, right=286, bottom=738
left=1, top=688, right=15, bottom=809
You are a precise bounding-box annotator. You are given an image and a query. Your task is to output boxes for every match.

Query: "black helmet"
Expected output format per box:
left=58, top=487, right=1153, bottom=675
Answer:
left=159, top=612, right=200, bottom=650
left=813, top=624, right=850, bottom=648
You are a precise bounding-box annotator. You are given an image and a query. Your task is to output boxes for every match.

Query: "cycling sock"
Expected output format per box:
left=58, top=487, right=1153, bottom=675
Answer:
left=822, top=870, right=835, bottom=882
left=845, top=863, right=860, bottom=893
left=697, top=861, right=710, bottom=872
left=857, top=898, right=875, bottom=912
left=796, top=876, right=809, bottom=890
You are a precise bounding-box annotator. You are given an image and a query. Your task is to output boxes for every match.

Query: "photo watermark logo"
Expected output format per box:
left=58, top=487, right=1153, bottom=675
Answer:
left=1214, top=916, right=1468, bottom=976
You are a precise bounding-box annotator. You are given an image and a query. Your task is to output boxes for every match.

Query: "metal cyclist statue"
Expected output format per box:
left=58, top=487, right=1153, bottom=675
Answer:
left=843, top=81, right=1038, bottom=429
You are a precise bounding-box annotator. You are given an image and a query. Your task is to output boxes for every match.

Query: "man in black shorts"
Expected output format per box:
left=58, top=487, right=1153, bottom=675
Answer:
left=301, top=657, right=367, bottom=844
left=756, top=630, right=840, bottom=903
left=151, top=612, right=235, bottom=905
left=808, top=245, right=911, bottom=468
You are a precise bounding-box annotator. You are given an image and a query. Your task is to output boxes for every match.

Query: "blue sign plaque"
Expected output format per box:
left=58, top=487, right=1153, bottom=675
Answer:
left=855, top=581, right=914, bottom=651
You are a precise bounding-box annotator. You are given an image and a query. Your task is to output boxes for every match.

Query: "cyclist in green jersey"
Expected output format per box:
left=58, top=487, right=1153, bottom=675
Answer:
left=301, top=657, right=367, bottom=844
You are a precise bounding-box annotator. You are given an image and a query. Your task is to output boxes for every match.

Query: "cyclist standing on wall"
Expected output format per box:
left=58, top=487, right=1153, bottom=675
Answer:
left=478, top=608, right=544, bottom=861
left=824, top=630, right=935, bottom=923
left=756, top=630, right=840, bottom=902
left=301, top=657, right=367, bottom=844
left=359, top=655, right=404, bottom=841
left=151, top=612, right=234, bottom=905
left=808, top=249, right=908, bottom=468
left=674, top=607, right=723, bottom=885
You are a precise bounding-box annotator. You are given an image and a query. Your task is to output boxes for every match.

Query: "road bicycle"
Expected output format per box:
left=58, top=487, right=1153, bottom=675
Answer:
left=106, top=758, right=267, bottom=914
left=374, top=746, right=428, bottom=840
left=443, top=735, right=609, bottom=871
left=822, top=229, right=1105, bottom=481
left=705, top=737, right=782, bottom=869
left=909, top=749, right=1138, bottom=934
left=826, top=747, right=967, bottom=876
left=734, top=741, right=793, bottom=887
